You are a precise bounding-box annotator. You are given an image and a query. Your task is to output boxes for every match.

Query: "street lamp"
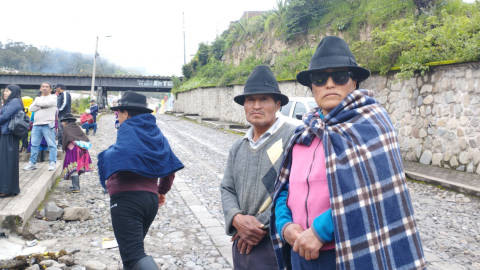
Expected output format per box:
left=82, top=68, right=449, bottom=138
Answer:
left=90, top=36, right=111, bottom=100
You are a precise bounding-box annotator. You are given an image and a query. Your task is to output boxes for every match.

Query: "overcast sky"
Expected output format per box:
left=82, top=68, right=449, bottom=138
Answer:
left=2, top=0, right=279, bottom=76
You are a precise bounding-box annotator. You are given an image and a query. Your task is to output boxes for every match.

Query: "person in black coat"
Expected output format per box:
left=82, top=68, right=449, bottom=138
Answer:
left=56, top=83, right=71, bottom=149
left=0, top=85, right=24, bottom=197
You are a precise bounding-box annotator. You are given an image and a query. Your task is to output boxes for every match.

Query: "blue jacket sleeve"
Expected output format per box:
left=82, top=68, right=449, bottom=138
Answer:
left=0, top=99, right=21, bottom=126
left=275, top=184, right=293, bottom=242
left=91, top=105, right=98, bottom=114
left=312, top=208, right=334, bottom=243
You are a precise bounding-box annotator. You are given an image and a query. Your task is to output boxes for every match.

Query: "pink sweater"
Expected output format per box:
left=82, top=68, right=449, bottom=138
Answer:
left=287, top=136, right=335, bottom=250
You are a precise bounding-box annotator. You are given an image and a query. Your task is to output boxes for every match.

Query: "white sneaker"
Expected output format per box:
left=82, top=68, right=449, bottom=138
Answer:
left=48, top=162, right=56, bottom=171
left=23, top=162, right=37, bottom=171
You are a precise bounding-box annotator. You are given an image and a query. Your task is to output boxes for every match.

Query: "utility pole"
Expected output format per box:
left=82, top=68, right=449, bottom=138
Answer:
left=183, top=12, right=186, bottom=65
left=90, top=36, right=99, bottom=100
left=90, top=36, right=111, bottom=100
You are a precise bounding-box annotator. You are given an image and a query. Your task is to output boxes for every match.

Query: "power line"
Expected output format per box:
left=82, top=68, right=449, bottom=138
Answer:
left=98, top=56, right=106, bottom=74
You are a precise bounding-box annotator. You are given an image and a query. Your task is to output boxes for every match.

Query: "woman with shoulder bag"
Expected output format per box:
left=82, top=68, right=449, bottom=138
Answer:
left=0, top=85, right=24, bottom=198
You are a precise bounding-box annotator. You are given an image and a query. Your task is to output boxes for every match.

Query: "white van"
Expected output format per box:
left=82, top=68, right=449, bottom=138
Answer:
left=277, top=97, right=318, bottom=125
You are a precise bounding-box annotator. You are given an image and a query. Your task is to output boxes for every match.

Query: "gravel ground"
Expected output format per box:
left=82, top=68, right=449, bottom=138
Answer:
left=21, top=113, right=480, bottom=270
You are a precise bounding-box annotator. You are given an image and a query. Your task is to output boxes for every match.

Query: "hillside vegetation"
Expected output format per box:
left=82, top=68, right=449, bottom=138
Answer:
left=173, top=0, right=480, bottom=93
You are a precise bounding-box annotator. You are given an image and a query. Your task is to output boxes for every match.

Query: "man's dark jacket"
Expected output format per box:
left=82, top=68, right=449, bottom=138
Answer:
left=57, top=91, right=71, bottom=117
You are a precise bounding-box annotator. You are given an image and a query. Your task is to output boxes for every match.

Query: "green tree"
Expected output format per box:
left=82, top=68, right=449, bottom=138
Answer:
left=197, top=43, right=211, bottom=67
left=210, top=37, right=226, bottom=61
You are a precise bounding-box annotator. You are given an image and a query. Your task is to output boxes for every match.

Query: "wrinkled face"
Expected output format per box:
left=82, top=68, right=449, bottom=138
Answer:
left=243, top=94, right=280, bottom=127
left=3, top=88, right=11, bottom=100
left=311, top=68, right=357, bottom=115
left=118, top=110, right=129, bottom=125
left=40, top=83, right=51, bottom=95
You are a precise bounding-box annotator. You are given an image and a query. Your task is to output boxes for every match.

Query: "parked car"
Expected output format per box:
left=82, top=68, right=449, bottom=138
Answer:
left=277, top=97, right=317, bottom=125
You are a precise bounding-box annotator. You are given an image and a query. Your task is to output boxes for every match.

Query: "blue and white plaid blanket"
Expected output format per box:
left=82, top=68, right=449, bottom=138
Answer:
left=270, top=89, right=426, bottom=270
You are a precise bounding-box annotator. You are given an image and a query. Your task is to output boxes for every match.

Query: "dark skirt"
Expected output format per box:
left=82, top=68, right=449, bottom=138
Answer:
left=0, top=133, right=20, bottom=194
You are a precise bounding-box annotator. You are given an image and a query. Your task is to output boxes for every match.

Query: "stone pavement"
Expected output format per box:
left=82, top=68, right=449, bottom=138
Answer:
left=0, top=158, right=62, bottom=232
left=0, top=114, right=234, bottom=270
left=161, top=113, right=480, bottom=270
left=2, top=113, right=478, bottom=269
left=170, top=111, right=480, bottom=198
left=404, top=161, right=480, bottom=197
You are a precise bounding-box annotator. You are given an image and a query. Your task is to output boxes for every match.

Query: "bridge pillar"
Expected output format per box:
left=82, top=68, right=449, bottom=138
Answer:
left=96, top=87, right=108, bottom=109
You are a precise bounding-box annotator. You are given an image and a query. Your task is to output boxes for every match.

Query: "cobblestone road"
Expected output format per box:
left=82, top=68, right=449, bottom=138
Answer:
left=28, top=114, right=480, bottom=270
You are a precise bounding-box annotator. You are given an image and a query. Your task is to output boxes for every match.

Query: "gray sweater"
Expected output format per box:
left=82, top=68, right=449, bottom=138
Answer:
left=220, top=123, right=296, bottom=236
left=30, top=94, right=57, bottom=125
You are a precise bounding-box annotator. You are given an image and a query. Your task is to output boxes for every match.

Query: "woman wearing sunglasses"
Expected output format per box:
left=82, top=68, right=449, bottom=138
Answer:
left=270, top=36, right=426, bottom=270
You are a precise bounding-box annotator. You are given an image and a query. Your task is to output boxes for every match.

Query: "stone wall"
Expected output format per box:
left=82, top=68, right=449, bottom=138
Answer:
left=173, top=82, right=313, bottom=125
left=174, top=61, right=480, bottom=175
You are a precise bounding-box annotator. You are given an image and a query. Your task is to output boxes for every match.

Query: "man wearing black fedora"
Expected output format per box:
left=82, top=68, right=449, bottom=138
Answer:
left=98, top=91, right=184, bottom=270
left=220, top=65, right=296, bottom=269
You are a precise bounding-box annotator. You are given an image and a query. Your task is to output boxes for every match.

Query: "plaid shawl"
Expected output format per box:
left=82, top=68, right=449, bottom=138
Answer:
left=270, top=90, right=425, bottom=270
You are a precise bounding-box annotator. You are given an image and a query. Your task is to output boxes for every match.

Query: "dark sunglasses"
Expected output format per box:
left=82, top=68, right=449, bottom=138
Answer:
left=310, top=71, right=354, bottom=86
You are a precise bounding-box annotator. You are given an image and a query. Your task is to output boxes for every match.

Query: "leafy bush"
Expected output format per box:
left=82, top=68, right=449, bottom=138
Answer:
left=210, top=38, right=227, bottom=61
left=217, top=56, right=263, bottom=86
left=197, top=43, right=210, bottom=67
left=273, top=46, right=315, bottom=80
left=171, top=75, right=182, bottom=89
left=71, top=97, right=90, bottom=115
left=175, top=0, right=480, bottom=91
left=352, top=1, right=480, bottom=80
left=181, top=63, right=194, bottom=79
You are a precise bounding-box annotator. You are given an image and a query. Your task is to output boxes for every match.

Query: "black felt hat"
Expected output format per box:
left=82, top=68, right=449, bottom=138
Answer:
left=296, top=36, right=370, bottom=86
left=60, top=113, right=76, bottom=122
left=234, top=65, right=289, bottom=106
left=110, top=91, right=153, bottom=113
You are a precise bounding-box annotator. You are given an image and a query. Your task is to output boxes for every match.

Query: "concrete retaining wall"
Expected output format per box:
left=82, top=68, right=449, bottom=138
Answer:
left=174, top=62, right=480, bottom=175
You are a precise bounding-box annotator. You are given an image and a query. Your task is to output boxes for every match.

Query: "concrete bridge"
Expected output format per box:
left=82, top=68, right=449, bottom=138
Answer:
left=0, top=73, right=173, bottom=92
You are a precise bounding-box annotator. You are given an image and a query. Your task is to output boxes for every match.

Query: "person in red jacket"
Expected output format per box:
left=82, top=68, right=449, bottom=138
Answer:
left=80, top=109, right=97, bottom=135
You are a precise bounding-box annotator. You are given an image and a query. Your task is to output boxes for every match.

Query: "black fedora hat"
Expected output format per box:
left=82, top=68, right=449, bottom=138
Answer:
left=234, top=65, right=289, bottom=106
left=110, top=91, right=153, bottom=113
left=60, top=113, right=77, bottom=122
left=296, top=36, right=370, bottom=86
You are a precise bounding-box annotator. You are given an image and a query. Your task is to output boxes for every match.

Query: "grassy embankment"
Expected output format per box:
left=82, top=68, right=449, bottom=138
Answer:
left=173, top=0, right=480, bottom=93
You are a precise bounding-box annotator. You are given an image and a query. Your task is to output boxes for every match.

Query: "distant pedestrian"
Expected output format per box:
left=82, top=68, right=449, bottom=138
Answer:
left=56, top=83, right=71, bottom=149
left=114, top=111, right=120, bottom=130
left=81, top=109, right=97, bottom=135
left=0, top=85, right=24, bottom=198
left=220, top=65, right=296, bottom=270
left=98, top=91, right=184, bottom=269
left=60, top=113, right=93, bottom=193
left=20, top=96, right=33, bottom=152
left=90, top=100, right=98, bottom=123
left=24, top=82, right=58, bottom=171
